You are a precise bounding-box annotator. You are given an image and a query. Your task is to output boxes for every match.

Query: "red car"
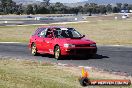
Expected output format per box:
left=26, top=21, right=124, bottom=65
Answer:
left=29, top=26, right=97, bottom=59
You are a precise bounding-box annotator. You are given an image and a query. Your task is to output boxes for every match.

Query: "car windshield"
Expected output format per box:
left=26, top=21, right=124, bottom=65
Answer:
left=54, top=28, right=83, bottom=38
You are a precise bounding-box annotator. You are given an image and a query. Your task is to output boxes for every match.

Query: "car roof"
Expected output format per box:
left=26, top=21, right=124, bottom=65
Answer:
left=38, top=26, right=66, bottom=29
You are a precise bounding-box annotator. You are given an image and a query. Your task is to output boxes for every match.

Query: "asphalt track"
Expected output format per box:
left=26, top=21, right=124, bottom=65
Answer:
left=0, top=43, right=132, bottom=76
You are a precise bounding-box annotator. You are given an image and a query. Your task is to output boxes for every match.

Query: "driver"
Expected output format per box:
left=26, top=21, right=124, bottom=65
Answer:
left=46, top=28, right=54, bottom=38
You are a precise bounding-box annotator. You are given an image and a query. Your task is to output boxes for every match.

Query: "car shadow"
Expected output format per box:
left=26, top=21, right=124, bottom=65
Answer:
left=59, top=54, right=109, bottom=60
left=92, top=54, right=109, bottom=59
left=39, top=54, right=109, bottom=60
left=40, top=54, right=54, bottom=58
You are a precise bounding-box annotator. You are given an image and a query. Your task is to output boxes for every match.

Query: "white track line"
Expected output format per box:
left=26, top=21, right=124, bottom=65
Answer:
left=6, top=21, right=90, bottom=27
left=97, top=44, right=132, bottom=48
left=0, top=42, right=21, bottom=44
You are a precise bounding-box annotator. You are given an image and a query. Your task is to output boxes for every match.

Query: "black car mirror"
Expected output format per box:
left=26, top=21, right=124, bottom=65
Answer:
left=82, top=35, right=85, bottom=37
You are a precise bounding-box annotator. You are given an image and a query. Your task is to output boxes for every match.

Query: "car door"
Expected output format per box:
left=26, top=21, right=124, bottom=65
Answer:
left=44, top=37, right=55, bottom=54
left=36, top=28, right=48, bottom=53
left=43, top=28, right=55, bottom=54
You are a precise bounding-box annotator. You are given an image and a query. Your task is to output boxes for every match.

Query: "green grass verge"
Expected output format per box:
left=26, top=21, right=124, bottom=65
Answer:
left=0, top=59, right=81, bottom=88
left=0, top=59, right=131, bottom=88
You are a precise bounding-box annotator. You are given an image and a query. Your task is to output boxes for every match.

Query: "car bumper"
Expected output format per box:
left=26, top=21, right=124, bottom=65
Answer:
left=61, top=47, right=97, bottom=56
left=28, top=43, right=32, bottom=49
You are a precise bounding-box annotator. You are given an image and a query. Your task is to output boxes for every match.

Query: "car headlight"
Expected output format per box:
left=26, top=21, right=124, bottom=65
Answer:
left=64, top=44, right=75, bottom=48
left=90, top=44, right=96, bottom=47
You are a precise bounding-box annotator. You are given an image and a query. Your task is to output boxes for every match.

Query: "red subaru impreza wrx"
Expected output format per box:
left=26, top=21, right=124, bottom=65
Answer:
left=29, top=26, right=97, bottom=59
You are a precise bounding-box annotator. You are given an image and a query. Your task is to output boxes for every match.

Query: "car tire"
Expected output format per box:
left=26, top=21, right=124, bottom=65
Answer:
left=31, top=43, right=38, bottom=56
left=54, top=46, right=61, bottom=60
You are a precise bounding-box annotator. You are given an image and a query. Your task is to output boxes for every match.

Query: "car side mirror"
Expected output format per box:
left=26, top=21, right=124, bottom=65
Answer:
left=82, top=35, right=85, bottom=37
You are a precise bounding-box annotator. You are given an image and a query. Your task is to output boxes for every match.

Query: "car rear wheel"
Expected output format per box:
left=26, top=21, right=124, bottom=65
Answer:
left=31, top=43, right=38, bottom=56
left=54, top=46, right=61, bottom=60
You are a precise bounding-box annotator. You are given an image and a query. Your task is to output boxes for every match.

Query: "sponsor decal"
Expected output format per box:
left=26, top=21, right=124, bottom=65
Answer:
left=79, top=67, right=131, bottom=87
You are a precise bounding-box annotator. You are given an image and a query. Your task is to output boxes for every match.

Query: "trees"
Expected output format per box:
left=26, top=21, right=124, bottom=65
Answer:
left=128, top=4, right=132, bottom=11
left=0, top=0, right=24, bottom=15
left=116, top=3, right=122, bottom=12
left=83, top=3, right=107, bottom=15
left=0, top=0, right=16, bottom=14
left=37, top=5, right=49, bottom=14
left=84, top=3, right=93, bottom=15
left=123, top=3, right=128, bottom=10
left=113, top=7, right=119, bottom=13
left=26, top=4, right=34, bottom=14
left=106, top=4, right=112, bottom=13
left=33, top=4, right=38, bottom=14
left=43, top=0, right=50, bottom=6
left=0, top=0, right=132, bottom=15
left=14, top=4, right=24, bottom=15
left=99, top=5, right=107, bottom=14
left=53, top=2, right=66, bottom=14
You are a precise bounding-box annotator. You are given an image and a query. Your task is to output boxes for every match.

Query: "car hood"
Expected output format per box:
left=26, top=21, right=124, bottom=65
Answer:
left=64, top=38, right=96, bottom=45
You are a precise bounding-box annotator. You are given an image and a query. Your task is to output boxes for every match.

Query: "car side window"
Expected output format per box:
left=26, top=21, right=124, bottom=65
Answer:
left=33, top=28, right=41, bottom=35
left=54, top=30, right=62, bottom=38
left=38, top=28, right=47, bottom=37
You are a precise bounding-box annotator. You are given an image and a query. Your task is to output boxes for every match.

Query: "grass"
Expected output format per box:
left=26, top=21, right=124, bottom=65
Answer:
left=0, top=25, right=37, bottom=42
left=0, top=14, right=132, bottom=45
left=0, top=59, right=81, bottom=88
left=0, top=59, right=131, bottom=88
